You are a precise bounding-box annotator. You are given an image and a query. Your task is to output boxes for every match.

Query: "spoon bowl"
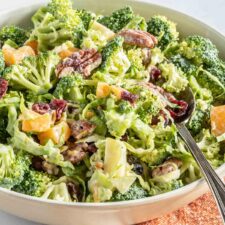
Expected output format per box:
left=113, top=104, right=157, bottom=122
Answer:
left=173, top=87, right=195, bottom=123
left=174, top=87, right=225, bottom=222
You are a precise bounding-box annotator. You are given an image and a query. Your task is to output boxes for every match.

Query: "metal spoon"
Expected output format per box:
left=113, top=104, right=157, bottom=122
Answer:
left=174, top=87, right=225, bottom=222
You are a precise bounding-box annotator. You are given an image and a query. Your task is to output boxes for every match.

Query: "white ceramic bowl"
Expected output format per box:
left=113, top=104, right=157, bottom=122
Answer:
left=0, top=1, right=225, bottom=225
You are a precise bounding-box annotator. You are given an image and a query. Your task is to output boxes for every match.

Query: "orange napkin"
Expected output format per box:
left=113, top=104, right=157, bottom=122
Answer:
left=140, top=192, right=223, bottom=225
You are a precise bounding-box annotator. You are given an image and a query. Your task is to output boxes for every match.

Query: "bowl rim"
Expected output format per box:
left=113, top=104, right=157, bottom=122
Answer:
left=0, top=0, right=224, bottom=208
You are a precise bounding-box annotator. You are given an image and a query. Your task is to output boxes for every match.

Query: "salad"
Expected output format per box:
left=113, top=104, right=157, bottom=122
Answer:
left=0, top=0, right=224, bottom=203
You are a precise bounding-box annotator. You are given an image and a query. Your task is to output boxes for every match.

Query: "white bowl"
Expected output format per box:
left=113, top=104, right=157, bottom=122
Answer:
left=0, top=1, right=225, bottom=225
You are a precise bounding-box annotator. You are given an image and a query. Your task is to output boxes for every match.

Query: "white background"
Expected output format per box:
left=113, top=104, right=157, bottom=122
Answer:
left=0, top=0, right=224, bottom=224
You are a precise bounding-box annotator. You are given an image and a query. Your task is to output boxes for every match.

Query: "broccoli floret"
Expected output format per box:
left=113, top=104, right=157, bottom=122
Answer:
left=149, top=179, right=183, bottom=196
left=195, top=67, right=225, bottom=100
left=178, top=35, right=218, bottom=66
left=0, top=25, right=29, bottom=47
left=13, top=169, right=52, bottom=197
left=3, top=51, right=60, bottom=94
left=187, top=99, right=210, bottom=136
left=53, top=74, right=87, bottom=103
left=0, top=91, right=21, bottom=136
left=207, top=60, right=225, bottom=86
left=0, top=145, right=30, bottom=189
left=147, top=15, right=179, bottom=50
left=196, top=129, right=223, bottom=168
left=159, top=62, right=188, bottom=93
left=78, top=9, right=96, bottom=30
left=0, top=50, right=5, bottom=75
left=125, top=48, right=149, bottom=80
left=31, top=0, right=83, bottom=51
left=98, top=6, right=134, bottom=32
left=124, top=15, right=147, bottom=31
left=169, top=54, right=197, bottom=77
left=111, top=182, right=149, bottom=201
left=100, top=36, right=130, bottom=75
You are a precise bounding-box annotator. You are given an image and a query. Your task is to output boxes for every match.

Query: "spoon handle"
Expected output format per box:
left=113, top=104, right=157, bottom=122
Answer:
left=176, top=123, right=225, bottom=222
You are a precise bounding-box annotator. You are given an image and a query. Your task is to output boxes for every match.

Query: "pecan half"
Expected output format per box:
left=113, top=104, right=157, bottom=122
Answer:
left=118, top=29, right=158, bottom=48
left=69, top=120, right=96, bottom=140
left=57, top=49, right=102, bottom=78
left=151, top=157, right=182, bottom=178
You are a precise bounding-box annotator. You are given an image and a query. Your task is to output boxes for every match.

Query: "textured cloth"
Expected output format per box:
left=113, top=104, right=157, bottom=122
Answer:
left=140, top=192, right=223, bottom=225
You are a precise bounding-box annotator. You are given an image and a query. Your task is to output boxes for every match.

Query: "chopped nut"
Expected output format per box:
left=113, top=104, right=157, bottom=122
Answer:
left=95, top=161, right=104, bottom=169
left=151, top=157, right=182, bottom=178
left=57, top=49, right=102, bottom=78
left=62, top=143, right=88, bottom=165
left=69, top=120, right=96, bottom=140
left=42, top=161, right=59, bottom=176
left=118, top=29, right=158, bottom=48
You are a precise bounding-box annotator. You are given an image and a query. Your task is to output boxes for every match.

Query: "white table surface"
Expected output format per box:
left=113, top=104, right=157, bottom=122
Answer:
left=0, top=0, right=224, bottom=224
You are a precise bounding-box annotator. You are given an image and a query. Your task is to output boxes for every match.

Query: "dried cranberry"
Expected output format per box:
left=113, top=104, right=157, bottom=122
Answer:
left=32, top=156, right=44, bottom=172
left=0, top=78, right=8, bottom=99
left=87, top=143, right=97, bottom=154
left=32, top=103, right=51, bottom=115
left=167, top=99, right=188, bottom=119
left=121, top=91, right=138, bottom=104
left=149, top=67, right=161, bottom=82
left=50, top=99, right=67, bottom=121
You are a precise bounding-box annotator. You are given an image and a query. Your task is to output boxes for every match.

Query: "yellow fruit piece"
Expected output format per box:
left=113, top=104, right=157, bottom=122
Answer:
left=96, top=82, right=111, bottom=98
left=211, top=105, right=225, bottom=136
left=22, top=113, right=53, bottom=133
left=38, top=121, right=71, bottom=145
left=25, top=40, right=38, bottom=54
left=110, top=85, right=123, bottom=100
left=2, top=44, right=35, bottom=66
left=58, top=47, right=78, bottom=59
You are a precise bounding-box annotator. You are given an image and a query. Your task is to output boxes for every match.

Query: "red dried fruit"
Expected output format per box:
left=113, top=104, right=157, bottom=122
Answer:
left=167, top=99, right=188, bottom=119
left=86, top=143, right=97, bottom=154
left=0, top=78, right=8, bottom=99
left=32, top=103, right=51, bottom=115
left=121, top=90, right=138, bottom=104
left=149, top=67, right=161, bottom=82
left=57, top=49, right=102, bottom=78
left=49, top=99, right=67, bottom=121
